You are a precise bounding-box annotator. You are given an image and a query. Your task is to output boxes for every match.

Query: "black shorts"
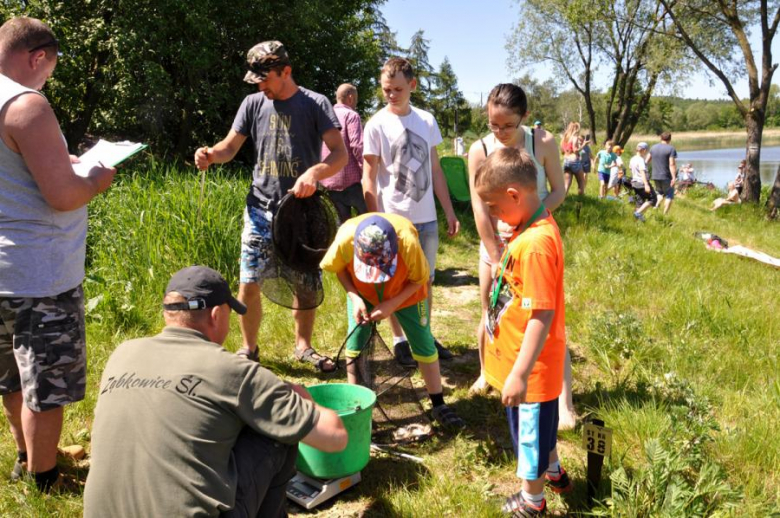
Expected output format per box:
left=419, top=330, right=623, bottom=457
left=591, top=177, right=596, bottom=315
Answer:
left=632, top=185, right=658, bottom=206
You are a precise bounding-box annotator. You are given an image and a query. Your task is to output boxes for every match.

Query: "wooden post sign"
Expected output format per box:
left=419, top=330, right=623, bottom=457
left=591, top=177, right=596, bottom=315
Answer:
left=582, top=421, right=613, bottom=457
left=583, top=419, right=613, bottom=505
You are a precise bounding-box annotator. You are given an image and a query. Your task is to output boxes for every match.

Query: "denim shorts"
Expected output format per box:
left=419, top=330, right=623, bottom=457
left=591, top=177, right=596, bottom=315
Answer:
left=239, top=205, right=320, bottom=290
left=563, top=159, right=583, bottom=174
left=414, top=220, right=438, bottom=281
left=598, top=172, right=610, bottom=183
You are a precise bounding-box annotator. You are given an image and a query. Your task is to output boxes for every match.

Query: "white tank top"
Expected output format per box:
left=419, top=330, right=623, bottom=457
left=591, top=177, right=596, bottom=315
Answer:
left=0, top=73, right=87, bottom=297
left=480, top=126, right=550, bottom=201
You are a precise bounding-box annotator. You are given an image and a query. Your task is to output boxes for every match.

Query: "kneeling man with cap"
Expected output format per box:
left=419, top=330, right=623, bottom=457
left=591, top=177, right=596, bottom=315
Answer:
left=84, top=266, right=347, bottom=517
left=320, top=214, right=465, bottom=430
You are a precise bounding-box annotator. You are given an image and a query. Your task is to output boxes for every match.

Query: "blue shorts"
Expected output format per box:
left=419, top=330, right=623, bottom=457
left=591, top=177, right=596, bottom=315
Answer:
left=240, top=205, right=320, bottom=289
left=414, top=220, right=438, bottom=281
left=598, top=172, right=610, bottom=183
left=506, top=398, right=559, bottom=480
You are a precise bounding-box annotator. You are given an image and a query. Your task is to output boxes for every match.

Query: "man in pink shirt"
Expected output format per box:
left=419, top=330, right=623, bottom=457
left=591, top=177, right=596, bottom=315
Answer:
left=321, top=83, right=367, bottom=222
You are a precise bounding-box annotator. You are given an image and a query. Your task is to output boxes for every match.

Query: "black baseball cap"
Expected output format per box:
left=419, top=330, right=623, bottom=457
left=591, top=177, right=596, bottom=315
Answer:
left=163, top=266, right=246, bottom=315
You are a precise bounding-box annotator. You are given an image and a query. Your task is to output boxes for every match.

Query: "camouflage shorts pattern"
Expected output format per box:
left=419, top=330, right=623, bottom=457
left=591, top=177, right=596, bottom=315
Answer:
left=0, top=285, right=87, bottom=412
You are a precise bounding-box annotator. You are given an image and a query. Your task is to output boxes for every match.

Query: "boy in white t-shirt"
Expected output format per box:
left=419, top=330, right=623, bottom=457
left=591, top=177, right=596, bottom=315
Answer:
left=363, top=57, right=460, bottom=367
left=628, top=142, right=657, bottom=222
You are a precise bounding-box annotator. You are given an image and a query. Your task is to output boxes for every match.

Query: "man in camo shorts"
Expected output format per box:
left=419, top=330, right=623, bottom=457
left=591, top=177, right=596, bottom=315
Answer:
left=0, top=17, right=115, bottom=491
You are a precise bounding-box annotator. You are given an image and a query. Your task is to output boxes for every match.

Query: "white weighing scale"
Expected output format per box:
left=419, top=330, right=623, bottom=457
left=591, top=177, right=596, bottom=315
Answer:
left=286, top=471, right=362, bottom=509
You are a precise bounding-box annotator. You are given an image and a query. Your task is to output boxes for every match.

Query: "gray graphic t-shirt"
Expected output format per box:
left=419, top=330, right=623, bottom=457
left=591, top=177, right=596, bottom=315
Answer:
left=232, top=87, right=340, bottom=207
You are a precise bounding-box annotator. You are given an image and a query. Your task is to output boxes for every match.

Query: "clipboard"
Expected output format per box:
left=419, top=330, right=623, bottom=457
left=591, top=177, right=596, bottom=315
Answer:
left=73, top=139, right=148, bottom=177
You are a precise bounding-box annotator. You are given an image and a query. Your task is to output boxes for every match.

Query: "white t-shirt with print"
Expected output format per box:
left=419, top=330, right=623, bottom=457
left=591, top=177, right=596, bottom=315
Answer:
left=363, top=106, right=443, bottom=224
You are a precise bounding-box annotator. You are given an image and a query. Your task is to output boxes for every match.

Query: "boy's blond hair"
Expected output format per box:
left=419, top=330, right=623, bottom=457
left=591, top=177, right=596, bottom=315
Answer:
left=381, top=57, right=415, bottom=81
left=475, top=147, right=538, bottom=194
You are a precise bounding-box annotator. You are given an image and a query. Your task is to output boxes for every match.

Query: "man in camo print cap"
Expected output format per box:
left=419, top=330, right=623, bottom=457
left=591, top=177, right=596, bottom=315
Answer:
left=243, top=40, right=291, bottom=84
left=193, top=40, right=347, bottom=373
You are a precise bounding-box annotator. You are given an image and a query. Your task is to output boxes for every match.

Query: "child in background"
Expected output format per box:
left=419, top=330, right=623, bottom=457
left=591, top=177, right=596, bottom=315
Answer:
left=474, top=147, right=572, bottom=516
left=607, top=145, right=625, bottom=198
left=595, top=140, right=616, bottom=199
left=319, top=213, right=465, bottom=430
left=629, top=142, right=657, bottom=222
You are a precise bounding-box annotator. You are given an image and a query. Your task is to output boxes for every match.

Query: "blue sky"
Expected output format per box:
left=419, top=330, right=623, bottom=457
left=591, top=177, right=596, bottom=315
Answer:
left=381, top=0, right=779, bottom=104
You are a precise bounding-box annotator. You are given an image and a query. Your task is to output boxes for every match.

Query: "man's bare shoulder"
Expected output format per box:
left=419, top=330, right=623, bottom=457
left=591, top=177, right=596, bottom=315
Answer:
left=4, top=91, right=51, bottom=128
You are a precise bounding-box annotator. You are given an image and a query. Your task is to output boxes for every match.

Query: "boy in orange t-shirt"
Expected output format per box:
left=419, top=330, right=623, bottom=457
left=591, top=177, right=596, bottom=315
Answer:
left=475, top=147, right=571, bottom=516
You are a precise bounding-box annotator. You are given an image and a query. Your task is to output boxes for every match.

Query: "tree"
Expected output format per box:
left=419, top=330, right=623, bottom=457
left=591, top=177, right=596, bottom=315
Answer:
left=430, top=57, right=471, bottom=137
left=509, top=0, right=692, bottom=147
left=407, top=29, right=435, bottom=111
left=515, top=73, right=562, bottom=133
left=658, top=0, right=780, bottom=209
left=1, top=0, right=385, bottom=158
left=599, top=1, right=693, bottom=146
left=508, top=0, right=599, bottom=143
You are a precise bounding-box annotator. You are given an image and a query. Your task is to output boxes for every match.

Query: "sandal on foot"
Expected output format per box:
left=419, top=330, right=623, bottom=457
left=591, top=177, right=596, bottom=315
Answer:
left=235, top=346, right=259, bottom=362
left=502, top=492, right=546, bottom=516
left=295, top=347, right=336, bottom=373
left=431, top=404, right=466, bottom=431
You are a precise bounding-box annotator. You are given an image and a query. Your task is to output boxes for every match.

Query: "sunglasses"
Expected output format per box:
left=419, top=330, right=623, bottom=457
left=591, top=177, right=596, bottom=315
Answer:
left=29, top=39, right=62, bottom=57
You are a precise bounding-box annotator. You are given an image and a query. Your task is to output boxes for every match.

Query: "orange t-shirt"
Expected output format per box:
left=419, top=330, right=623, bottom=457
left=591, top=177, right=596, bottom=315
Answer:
left=319, top=213, right=428, bottom=308
left=483, top=213, right=566, bottom=403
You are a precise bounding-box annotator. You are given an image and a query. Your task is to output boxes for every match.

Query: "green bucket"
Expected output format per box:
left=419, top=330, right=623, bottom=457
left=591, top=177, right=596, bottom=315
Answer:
left=297, top=383, right=376, bottom=479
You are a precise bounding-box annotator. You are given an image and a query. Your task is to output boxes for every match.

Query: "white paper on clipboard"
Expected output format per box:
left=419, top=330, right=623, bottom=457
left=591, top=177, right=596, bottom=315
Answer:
left=73, top=139, right=147, bottom=177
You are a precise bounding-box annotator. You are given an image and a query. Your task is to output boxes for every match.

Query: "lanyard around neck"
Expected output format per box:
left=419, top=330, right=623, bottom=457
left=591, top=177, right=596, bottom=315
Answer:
left=490, top=203, right=546, bottom=309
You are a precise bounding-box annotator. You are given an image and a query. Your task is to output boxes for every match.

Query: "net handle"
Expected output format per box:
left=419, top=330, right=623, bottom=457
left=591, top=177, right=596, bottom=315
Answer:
left=334, top=321, right=377, bottom=372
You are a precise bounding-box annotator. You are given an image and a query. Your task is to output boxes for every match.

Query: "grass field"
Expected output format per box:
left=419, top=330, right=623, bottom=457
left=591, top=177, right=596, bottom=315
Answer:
left=0, top=160, right=778, bottom=516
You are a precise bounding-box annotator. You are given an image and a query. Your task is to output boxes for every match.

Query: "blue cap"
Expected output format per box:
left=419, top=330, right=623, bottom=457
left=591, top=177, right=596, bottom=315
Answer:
left=353, top=215, right=398, bottom=283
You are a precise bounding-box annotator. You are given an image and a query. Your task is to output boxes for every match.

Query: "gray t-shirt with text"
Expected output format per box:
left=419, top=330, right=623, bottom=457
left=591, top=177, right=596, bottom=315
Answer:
left=232, top=87, right=340, bottom=208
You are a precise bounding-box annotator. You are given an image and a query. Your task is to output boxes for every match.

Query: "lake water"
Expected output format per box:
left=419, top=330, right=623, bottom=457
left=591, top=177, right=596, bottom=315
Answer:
left=675, top=145, right=779, bottom=189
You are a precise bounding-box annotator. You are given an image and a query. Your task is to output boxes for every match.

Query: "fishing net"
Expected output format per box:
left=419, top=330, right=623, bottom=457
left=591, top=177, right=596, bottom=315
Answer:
left=261, top=191, right=339, bottom=310
left=337, top=323, right=432, bottom=445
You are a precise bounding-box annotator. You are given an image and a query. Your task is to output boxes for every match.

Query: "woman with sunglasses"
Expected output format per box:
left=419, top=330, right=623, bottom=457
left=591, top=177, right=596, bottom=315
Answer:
left=467, top=83, right=576, bottom=429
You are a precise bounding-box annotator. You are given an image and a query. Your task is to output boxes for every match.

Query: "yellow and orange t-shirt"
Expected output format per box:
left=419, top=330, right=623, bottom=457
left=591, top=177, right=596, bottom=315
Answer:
left=320, top=213, right=428, bottom=308
left=484, top=213, right=566, bottom=403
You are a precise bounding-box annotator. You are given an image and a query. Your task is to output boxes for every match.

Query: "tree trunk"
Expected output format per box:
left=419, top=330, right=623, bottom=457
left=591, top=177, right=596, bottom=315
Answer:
left=767, top=164, right=780, bottom=219
left=586, top=95, right=597, bottom=145
left=64, top=49, right=110, bottom=151
left=742, top=110, right=764, bottom=203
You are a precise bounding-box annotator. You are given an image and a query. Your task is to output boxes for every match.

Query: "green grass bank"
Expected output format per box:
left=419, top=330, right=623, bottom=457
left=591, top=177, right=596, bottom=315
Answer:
left=0, top=161, right=777, bottom=516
